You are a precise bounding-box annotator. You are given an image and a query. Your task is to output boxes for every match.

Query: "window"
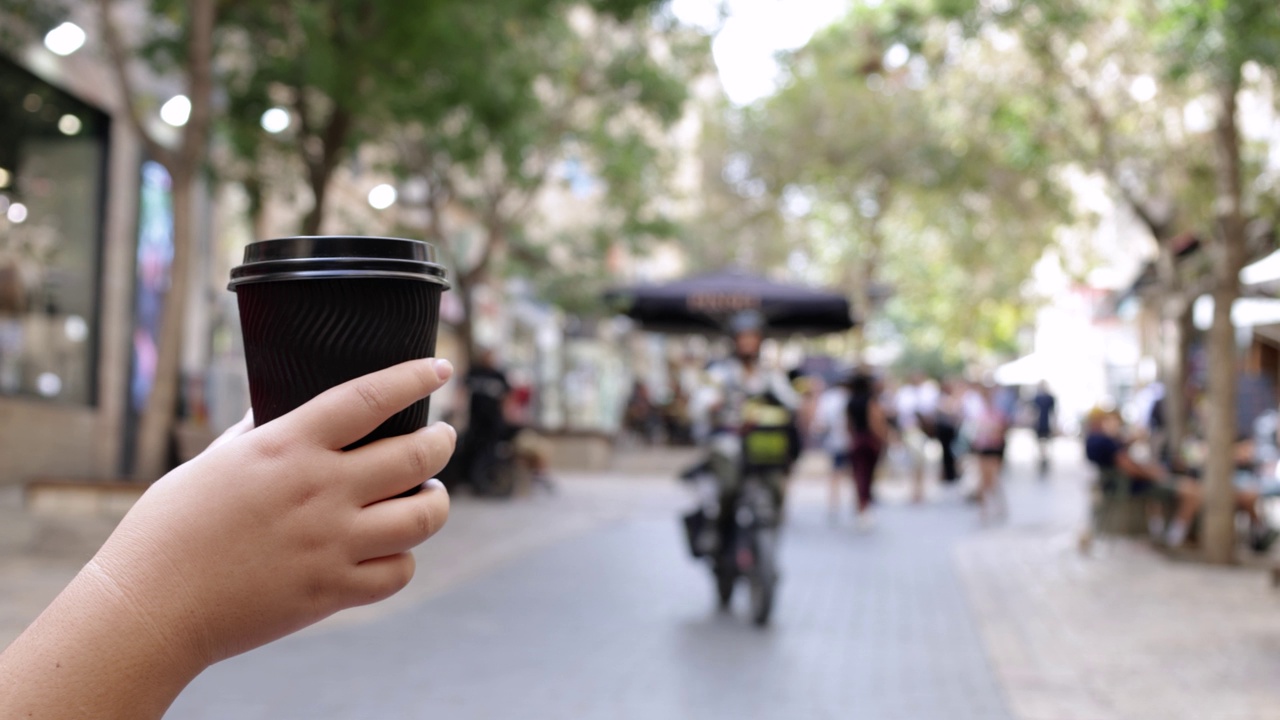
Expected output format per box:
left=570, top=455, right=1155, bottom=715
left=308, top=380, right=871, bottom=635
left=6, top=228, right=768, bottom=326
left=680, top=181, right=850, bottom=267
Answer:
left=0, top=56, right=109, bottom=405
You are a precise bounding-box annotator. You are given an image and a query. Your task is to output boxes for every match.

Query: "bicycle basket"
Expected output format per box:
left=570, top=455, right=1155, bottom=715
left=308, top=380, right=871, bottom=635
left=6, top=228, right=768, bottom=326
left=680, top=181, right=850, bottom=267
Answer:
left=742, top=426, right=791, bottom=469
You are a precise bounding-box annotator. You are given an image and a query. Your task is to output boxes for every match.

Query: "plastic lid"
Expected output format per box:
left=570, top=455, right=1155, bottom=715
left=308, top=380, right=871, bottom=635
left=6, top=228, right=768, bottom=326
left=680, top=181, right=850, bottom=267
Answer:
left=229, top=236, right=449, bottom=289
left=243, top=236, right=438, bottom=264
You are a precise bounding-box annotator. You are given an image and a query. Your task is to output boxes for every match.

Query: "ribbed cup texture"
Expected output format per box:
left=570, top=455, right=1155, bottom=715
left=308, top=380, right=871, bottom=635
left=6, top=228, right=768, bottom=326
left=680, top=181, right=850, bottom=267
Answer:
left=236, top=278, right=442, bottom=449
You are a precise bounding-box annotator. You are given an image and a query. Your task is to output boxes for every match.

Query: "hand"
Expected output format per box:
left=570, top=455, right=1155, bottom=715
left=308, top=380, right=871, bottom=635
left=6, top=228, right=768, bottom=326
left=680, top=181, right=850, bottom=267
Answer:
left=95, top=358, right=457, bottom=666
left=2, top=359, right=457, bottom=720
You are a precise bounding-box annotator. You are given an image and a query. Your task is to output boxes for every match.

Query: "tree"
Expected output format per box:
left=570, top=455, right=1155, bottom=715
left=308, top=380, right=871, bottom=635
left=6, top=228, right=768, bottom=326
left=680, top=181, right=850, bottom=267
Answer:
left=730, top=6, right=1067, bottom=364
left=218, top=0, right=682, bottom=240
left=936, top=0, right=1219, bottom=463
left=387, top=4, right=697, bottom=363
left=101, top=0, right=218, bottom=481
left=1160, top=0, right=1280, bottom=563
left=906, top=0, right=1280, bottom=562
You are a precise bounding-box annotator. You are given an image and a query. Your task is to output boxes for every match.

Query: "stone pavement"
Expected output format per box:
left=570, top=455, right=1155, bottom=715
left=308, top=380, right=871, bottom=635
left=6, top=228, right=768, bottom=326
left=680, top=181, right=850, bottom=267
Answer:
left=0, top=484, right=118, bottom=650
left=956, top=435, right=1280, bottom=720
left=5, top=437, right=1280, bottom=719
left=168, top=469, right=1010, bottom=720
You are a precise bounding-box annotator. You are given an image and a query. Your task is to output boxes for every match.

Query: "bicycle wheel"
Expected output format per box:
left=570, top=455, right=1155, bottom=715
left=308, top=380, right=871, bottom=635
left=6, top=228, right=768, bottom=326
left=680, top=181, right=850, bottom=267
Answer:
left=749, top=529, right=777, bottom=626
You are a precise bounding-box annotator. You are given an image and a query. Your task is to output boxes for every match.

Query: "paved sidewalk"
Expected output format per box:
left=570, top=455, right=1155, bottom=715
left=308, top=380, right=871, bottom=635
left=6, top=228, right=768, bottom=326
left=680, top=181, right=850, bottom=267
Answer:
left=7, top=437, right=1280, bottom=719
left=0, top=484, right=118, bottom=649
left=956, top=433, right=1280, bottom=720
left=169, top=473, right=1011, bottom=720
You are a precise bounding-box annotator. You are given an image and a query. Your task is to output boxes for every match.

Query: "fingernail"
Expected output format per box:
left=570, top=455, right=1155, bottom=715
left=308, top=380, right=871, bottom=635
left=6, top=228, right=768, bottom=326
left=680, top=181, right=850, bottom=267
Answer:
left=433, top=358, right=453, bottom=381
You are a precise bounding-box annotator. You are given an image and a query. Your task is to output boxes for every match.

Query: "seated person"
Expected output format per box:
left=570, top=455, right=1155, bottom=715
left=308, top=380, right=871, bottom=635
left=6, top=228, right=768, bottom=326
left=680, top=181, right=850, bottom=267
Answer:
left=1172, top=434, right=1276, bottom=552
left=1216, top=436, right=1277, bottom=552
left=1084, top=409, right=1200, bottom=546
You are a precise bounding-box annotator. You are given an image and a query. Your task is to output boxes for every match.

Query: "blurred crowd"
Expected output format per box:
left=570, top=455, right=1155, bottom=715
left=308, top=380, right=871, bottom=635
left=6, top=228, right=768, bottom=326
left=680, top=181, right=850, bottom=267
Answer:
left=622, top=356, right=1066, bottom=525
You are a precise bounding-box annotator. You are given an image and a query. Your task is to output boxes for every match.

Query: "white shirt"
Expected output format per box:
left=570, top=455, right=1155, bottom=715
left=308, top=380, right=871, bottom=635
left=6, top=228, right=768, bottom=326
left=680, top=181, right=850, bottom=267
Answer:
left=815, top=387, right=851, bottom=453
left=917, top=380, right=940, bottom=415
left=896, top=384, right=920, bottom=430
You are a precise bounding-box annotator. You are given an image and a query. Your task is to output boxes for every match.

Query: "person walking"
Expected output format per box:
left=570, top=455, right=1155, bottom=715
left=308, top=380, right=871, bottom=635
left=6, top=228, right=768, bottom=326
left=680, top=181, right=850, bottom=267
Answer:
left=847, top=372, right=889, bottom=529
left=969, top=384, right=1010, bottom=522
left=1031, top=381, right=1057, bottom=478
left=935, top=379, right=964, bottom=486
left=814, top=375, right=851, bottom=519
left=893, top=373, right=931, bottom=503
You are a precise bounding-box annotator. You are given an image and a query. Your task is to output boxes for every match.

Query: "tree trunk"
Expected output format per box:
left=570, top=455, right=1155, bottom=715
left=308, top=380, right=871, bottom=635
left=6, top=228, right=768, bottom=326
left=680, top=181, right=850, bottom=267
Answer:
left=1201, top=77, right=1247, bottom=565
left=301, top=168, right=330, bottom=236
left=133, top=171, right=195, bottom=480
left=453, top=275, right=478, bottom=371
left=1160, top=299, right=1192, bottom=461
left=1201, top=282, right=1239, bottom=564
left=299, top=110, right=353, bottom=236
left=131, top=0, right=216, bottom=480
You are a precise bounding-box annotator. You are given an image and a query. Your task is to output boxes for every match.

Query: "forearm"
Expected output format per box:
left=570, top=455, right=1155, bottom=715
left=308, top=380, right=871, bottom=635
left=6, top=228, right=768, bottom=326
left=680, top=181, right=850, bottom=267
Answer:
left=0, top=562, right=206, bottom=720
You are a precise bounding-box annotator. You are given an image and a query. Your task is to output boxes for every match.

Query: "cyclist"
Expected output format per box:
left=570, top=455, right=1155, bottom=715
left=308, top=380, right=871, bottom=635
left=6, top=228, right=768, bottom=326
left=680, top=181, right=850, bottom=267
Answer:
left=689, top=310, right=799, bottom=534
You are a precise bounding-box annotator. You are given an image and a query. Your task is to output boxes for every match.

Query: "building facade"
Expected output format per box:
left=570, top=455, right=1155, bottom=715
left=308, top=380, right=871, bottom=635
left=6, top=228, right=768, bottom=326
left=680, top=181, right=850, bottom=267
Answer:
left=0, top=43, right=144, bottom=484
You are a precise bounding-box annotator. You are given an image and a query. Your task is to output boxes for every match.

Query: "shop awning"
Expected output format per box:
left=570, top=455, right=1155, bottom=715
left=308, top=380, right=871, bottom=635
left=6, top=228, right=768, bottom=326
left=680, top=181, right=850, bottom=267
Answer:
left=1242, top=249, right=1280, bottom=287
left=993, top=353, right=1047, bottom=387
left=1193, top=294, right=1280, bottom=331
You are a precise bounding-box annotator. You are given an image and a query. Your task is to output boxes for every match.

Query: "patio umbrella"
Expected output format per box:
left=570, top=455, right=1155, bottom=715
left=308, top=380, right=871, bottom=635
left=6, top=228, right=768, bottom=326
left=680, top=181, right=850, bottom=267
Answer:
left=604, top=268, right=855, bottom=336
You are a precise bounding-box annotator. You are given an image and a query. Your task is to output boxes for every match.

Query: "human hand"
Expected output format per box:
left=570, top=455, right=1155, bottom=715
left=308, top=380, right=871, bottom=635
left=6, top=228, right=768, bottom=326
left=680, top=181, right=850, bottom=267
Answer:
left=86, top=358, right=456, bottom=667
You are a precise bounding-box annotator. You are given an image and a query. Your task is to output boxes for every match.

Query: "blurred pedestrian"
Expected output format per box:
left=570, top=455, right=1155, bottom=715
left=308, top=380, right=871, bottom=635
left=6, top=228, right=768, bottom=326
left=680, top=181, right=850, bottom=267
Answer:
left=847, top=372, right=889, bottom=529
left=623, top=379, right=659, bottom=445
left=935, top=379, right=964, bottom=485
left=968, top=384, right=1009, bottom=522
left=814, top=374, right=851, bottom=519
left=894, top=373, right=933, bottom=503
left=464, top=348, right=511, bottom=494
left=1031, top=381, right=1057, bottom=478
left=793, top=372, right=823, bottom=452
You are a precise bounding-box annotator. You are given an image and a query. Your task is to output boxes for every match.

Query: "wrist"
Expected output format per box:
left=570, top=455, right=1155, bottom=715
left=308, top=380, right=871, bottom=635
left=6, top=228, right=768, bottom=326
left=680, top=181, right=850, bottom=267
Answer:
left=0, top=558, right=209, bottom=719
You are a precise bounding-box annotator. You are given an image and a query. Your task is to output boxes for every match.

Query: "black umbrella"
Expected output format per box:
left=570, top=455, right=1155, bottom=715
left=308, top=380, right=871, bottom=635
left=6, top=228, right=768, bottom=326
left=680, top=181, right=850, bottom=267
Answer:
left=604, top=268, right=855, bottom=336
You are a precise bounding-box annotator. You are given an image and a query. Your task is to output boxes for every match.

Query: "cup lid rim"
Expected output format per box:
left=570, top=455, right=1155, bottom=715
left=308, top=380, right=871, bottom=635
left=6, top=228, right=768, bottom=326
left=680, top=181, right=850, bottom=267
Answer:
left=240, top=236, right=442, bottom=264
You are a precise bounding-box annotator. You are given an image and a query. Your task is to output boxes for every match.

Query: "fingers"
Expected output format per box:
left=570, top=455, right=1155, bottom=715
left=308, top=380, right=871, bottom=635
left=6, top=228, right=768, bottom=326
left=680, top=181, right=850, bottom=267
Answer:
left=205, top=410, right=255, bottom=454
left=350, top=480, right=451, bottom=561
left=349, top=553, right=417, bottom=606
left=345, top=423, right=457, bottom=505
left=279, top=358, right=454, bottom=450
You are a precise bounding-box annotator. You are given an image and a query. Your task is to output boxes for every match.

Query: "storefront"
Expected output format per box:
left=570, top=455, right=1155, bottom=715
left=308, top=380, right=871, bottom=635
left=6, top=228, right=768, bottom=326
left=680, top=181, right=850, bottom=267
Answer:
left=0, top=51, right=140, bottom=484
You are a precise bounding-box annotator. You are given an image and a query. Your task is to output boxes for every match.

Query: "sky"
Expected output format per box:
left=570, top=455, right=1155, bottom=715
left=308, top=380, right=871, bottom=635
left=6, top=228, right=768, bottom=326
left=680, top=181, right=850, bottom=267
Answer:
left=670, top=0, right=851, bottom=105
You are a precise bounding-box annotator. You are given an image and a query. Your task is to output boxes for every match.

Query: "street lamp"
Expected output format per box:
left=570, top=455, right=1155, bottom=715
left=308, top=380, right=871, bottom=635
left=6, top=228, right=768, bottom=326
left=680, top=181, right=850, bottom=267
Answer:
left=160, top=95, right=191, bottom=127
left=44, top=22, right=86, bottom=57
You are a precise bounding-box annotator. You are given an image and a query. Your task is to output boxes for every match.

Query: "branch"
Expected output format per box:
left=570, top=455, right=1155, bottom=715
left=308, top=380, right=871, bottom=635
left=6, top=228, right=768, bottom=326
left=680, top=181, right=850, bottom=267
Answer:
left=292, top=91, right=318, bottom=166
left=178, top=0, right=217, bottom=171
left=98, top=0, right=173, bottom=168
left=1024, top=32, right=1171, bottom=240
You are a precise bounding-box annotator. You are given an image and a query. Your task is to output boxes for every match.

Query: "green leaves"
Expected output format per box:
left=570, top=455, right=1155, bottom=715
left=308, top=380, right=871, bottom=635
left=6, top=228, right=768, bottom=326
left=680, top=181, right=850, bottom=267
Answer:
left=718, top=1, right=1067, bottom=362
left=1158, top=0, right=1280, bottom=82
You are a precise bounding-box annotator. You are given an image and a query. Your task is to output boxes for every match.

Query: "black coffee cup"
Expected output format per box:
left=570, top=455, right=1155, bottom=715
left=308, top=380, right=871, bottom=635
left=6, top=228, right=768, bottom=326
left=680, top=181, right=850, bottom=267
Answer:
left=228, top=236, right=450, bottom=452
